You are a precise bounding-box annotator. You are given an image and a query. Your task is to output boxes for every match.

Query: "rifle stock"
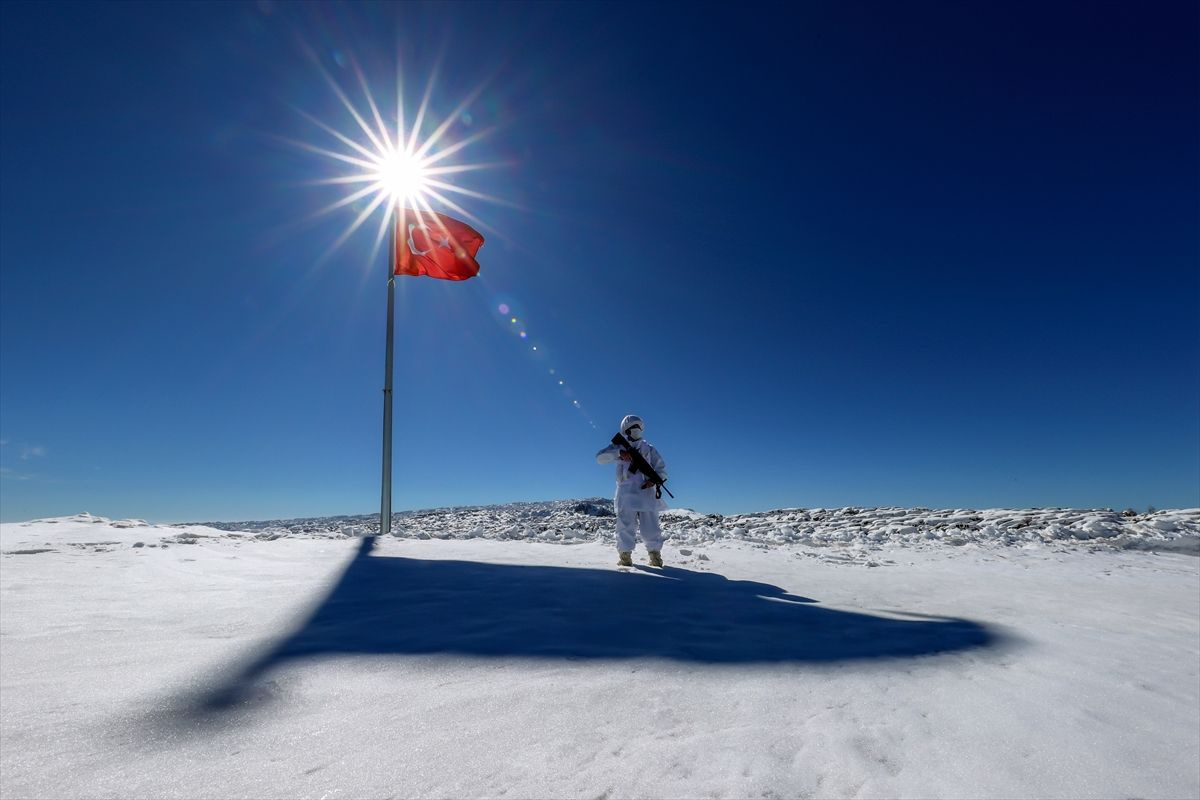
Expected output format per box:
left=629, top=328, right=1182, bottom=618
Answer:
left=611, top=433, right=675, bottom=499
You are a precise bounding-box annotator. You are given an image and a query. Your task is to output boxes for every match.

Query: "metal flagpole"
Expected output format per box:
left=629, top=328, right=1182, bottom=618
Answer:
left=380, top=206, right=396, bottom=537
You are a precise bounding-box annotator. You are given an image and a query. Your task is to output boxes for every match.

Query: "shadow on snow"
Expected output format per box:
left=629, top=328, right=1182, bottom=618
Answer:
left=181, top=537, right=1001, bottom=720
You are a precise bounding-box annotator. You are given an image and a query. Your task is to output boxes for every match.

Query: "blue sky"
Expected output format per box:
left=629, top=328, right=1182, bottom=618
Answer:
left=1, top=0, right=1196, bottom=522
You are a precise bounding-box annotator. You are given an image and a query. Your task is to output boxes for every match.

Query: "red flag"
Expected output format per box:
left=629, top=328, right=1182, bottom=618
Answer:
left=395, top=210, right=484, bottom=281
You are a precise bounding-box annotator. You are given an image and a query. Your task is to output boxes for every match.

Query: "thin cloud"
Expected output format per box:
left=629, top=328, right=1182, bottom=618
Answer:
left=20, top=445, right=46, bottom=460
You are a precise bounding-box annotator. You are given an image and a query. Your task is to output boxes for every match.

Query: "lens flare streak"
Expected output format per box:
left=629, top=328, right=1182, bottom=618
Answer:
left=497, top=304, right=597, bottom=429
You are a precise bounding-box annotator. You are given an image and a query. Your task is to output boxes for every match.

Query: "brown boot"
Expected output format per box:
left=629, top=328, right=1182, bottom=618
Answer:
left=617, top=551, right=633, bottom=567
left=648, top=550, right=663, bottom=567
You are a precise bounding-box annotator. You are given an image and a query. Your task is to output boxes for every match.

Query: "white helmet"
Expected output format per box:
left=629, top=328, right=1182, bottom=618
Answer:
left=620, top=414, right=644, bottom=440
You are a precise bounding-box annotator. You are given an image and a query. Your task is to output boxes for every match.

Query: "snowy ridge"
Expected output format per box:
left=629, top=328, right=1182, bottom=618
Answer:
left=5, top=504, right=1195, bottom=556
left=178, top=501, right=1200, bottom=553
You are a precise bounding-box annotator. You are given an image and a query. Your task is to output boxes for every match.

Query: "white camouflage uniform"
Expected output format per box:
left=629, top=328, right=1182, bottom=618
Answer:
left=595, top=415, right=669, bottom=554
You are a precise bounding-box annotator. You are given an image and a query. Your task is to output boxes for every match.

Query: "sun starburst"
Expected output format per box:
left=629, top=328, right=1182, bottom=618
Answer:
left=287, top=48, right=512, bottom=267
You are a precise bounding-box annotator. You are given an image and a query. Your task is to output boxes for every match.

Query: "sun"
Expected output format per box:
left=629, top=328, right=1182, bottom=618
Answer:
left=374, top=149, right=430, bottom=205
left=284, top=49, right=512, bottom=266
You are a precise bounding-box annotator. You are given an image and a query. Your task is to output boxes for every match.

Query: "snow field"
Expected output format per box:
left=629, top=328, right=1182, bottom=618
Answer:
left=1, top=510, right=1197, bottom=799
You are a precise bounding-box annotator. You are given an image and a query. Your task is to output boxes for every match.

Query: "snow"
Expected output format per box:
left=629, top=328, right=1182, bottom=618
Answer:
left=2, top=504, right=1198, bottom=799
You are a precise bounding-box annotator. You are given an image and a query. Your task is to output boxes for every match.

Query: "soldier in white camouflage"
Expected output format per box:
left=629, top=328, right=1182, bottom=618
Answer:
left=595, top=414, right=669, bottom=567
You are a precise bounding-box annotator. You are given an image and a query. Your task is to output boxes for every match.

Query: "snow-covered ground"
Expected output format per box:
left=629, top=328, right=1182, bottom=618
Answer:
left=2, top=504, right=1198, bottom=799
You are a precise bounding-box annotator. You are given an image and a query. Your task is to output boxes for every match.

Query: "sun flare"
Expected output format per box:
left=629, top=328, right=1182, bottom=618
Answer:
left=287, top=48, right=512, bottom=265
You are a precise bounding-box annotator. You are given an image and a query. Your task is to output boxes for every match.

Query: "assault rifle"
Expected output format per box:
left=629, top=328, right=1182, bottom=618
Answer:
left=612, top=432, right=675, bottom=499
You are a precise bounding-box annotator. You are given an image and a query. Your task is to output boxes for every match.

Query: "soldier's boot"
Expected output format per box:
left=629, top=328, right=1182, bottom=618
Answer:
left=617, top=551, right=633, bottom=567
left=648, top=550, right=664, bottom=567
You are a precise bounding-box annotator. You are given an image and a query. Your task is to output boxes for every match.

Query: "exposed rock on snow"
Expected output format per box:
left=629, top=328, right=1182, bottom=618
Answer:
left=5, top=503, right=1196, bottom=559
left=184, top=500, right=1200, bottom=555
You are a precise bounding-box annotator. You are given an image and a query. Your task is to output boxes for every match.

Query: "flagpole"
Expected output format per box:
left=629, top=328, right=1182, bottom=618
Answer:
left=380, top=205, right=396, bottom=537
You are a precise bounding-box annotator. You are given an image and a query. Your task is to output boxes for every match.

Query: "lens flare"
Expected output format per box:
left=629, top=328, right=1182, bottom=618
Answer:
left=285, top=40, right=598, bottom=430
left=493, top=303, right=596, bottom=429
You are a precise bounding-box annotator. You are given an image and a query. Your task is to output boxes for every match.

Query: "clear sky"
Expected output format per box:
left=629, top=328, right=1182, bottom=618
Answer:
left=1, top=0, right=1197, bottom=523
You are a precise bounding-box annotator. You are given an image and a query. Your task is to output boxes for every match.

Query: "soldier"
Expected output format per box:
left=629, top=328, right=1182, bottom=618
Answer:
left=596, top=414, right=669, bottom=567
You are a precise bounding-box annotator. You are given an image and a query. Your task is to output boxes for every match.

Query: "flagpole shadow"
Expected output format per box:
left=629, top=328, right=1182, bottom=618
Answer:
left=178, top=536, right=1004, bottom=722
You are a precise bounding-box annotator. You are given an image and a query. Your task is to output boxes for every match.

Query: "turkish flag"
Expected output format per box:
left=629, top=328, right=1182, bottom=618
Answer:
left=395, top=209, right=484, bottom=281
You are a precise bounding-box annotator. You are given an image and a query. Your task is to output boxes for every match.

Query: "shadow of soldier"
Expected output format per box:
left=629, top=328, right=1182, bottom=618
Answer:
left=185, top=537, right=1000, bottom=719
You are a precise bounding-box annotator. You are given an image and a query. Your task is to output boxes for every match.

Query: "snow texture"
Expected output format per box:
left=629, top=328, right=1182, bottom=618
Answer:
left=2, top=504, right=1198, bottom=799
